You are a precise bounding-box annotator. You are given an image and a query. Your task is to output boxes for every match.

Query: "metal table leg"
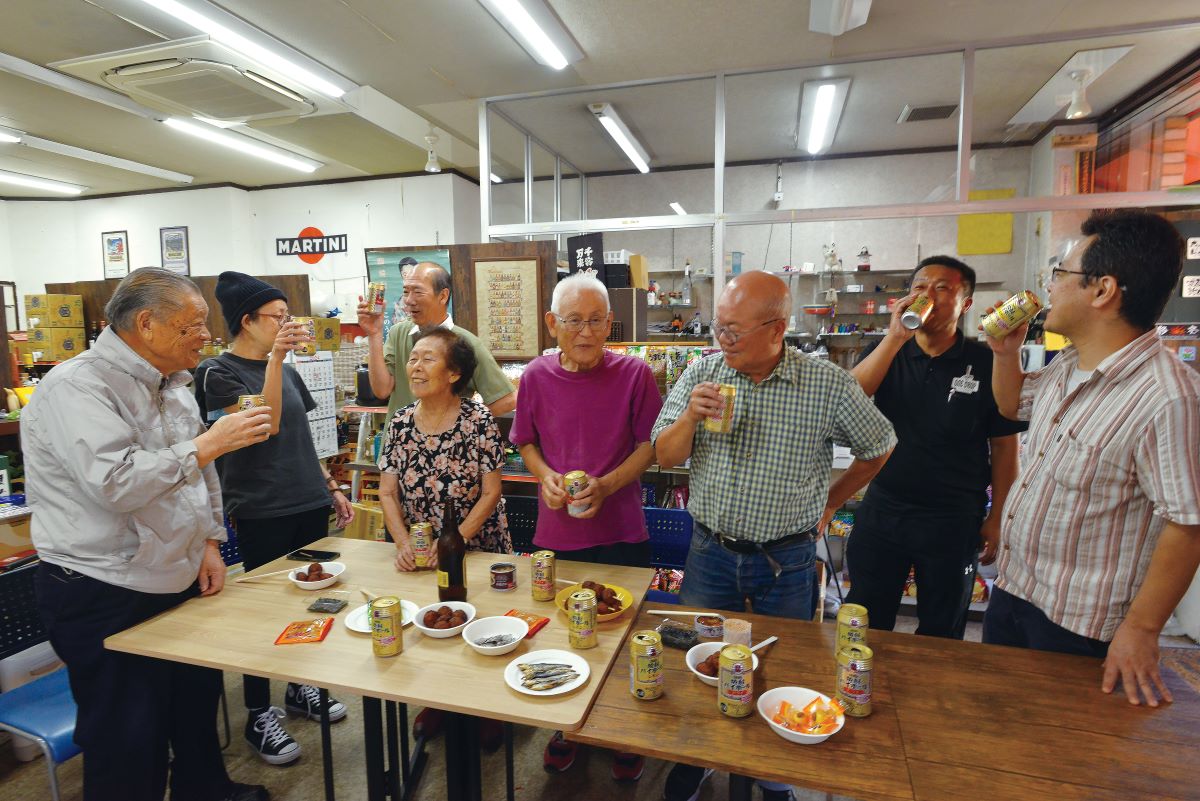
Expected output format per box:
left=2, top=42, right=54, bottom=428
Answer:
left=442, top=712, right=482, bottom=801
left=386, top=700, right=401, bottom=800
left=363, top=697, right=386, bottom=801
left=319, top=688, right=335, bottom=801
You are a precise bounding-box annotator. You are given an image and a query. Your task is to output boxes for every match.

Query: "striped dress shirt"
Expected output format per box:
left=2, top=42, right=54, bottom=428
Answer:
left=996, top=330, right=1200, bottom=641
left=651, top=348, right=895, bottom=543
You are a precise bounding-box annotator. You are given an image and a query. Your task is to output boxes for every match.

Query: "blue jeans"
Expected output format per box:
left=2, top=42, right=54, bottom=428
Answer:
left=679, top=521, right=816, bottom=620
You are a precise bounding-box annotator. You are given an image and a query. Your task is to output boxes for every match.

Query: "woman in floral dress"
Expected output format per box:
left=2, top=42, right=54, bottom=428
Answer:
left=378, top=328, right=511, bottom=570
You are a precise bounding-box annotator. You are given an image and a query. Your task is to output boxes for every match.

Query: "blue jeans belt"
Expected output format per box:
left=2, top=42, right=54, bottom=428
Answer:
left=714, top=530, right=815, bottom=555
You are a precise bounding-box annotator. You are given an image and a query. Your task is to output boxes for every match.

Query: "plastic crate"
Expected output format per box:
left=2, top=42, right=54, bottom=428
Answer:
left=644, top=507, right=692, bottom=569
left=0, top=562, right=46, bottom=661
left=219, top=517, right=242, bottom=567
left=504, top=495, right=538, bottom=555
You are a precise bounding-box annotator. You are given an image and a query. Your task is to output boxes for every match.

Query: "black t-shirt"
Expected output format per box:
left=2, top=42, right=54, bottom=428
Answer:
left=857, top=333, right=1027, bottom=515
left=194, top=352, right=330, bottom=520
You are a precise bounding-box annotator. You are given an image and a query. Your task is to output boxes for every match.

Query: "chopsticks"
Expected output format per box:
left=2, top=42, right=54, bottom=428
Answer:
left=234, top=567, right=295, bottom=583
left=647, top=609, right=706, bottom=616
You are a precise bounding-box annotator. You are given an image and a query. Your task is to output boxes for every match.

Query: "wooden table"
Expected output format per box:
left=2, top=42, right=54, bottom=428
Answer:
left=571, top=606, right=1200, bottom=801
left=105, top=538, right=654, bottom=801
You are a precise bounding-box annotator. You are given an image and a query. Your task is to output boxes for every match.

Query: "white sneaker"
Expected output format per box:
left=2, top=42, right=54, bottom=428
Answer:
left=285, top=683, right=348, bottom=722
left=245, top=706, right=301, bottom=765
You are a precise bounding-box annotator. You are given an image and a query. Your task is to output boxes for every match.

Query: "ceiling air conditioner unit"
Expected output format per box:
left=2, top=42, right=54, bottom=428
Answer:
left=50, top=36, right=335, bottom=124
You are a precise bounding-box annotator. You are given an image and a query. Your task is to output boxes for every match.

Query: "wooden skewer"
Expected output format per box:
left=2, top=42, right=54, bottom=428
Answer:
left=751, top=636, right=778, bottom=653
left=234, top=567, right=296, bottom=583
left=555, top=578, right=580, bottom=585
left=361, top=589, right=377, bottom=602
left=646, top=610, right=706, bottom=616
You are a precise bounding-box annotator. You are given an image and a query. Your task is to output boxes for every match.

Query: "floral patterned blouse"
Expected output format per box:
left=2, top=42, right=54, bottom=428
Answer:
left=379, top=397, right=511, bottom=554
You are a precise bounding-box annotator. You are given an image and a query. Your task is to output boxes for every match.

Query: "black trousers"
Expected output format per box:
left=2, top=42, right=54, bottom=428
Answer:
left=983, top=586, right=1109, bottom=657
left=35, top=563, right=229, bottom=801
left=235, top=505, right=332, bottom=710
left=845, top=500, right=983, bottom=639
left=553, top=539, right=652, bottom=568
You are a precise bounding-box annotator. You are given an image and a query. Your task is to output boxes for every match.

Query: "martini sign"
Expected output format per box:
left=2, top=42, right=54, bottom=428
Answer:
left=277, top=227, right=347, bottom=264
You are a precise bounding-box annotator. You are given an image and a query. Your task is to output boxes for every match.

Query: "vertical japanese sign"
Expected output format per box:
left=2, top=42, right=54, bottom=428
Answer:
left=567, top=233, right=606, bottom=283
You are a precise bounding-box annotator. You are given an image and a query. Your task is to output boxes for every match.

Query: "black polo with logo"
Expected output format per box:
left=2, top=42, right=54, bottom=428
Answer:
left=856, top=332, right=1027, bottom=515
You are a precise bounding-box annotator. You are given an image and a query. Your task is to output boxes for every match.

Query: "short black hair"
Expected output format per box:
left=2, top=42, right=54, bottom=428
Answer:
left=1079, top=210, right=1184, bottom=331
left=412, top=328, right=476, bottom=395
left=909, top=255, right=976, bottom=296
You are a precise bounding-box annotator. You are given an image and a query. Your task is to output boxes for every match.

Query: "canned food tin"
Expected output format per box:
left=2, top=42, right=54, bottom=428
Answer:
left=836, top=644, right=873, bottom=717
left=366, top=282, right=387, bottom=316
left=490, top=562, right=517, bottom=592
left=704, top=384, right=736, bottom=433
left=564, top=470, right=590, bottom=517
left=531, top=550, right=556, bottom=601
left=981, top=290, right=1042, bottom=339
left=694, top=614, right=725, bottom=639
left=718, top=644, right=754, bottom=718
left=409, top=523, right=433, bottom=569
left=237, top=394, right=266, bottom=411
left=836, top=603, right=869, bottom=652
left=567, top=589, right=598, bottom=650
left=292, top=316, right=318, bottom=356
left=629, top=630, right=664, bottom=700
left=369, top=596, right=403, bottom=657
left=900, top=295, right=934, bottom=330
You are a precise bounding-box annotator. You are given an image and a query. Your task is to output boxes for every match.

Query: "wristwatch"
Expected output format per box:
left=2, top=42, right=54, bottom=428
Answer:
left=326, top=477, right=341, bottom=491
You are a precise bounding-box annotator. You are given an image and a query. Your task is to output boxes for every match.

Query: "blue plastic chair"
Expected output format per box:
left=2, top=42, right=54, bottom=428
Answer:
left=0, top=668, right=81, bottom=801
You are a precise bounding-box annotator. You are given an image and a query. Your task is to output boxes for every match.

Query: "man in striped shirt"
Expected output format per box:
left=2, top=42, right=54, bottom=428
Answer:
left=985, top=210, right=1200, bottom=708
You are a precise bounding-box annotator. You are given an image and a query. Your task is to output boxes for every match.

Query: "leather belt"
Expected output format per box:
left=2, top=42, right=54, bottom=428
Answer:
left=715, top=530, right=814, bottom=554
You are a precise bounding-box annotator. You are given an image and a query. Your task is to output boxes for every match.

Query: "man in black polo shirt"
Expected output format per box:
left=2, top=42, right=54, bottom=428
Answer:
left=844, top=256, right=1025, bottom=639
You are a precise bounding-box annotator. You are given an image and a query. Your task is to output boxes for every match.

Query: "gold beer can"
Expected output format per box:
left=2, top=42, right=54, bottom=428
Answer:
left=718, top=644, right=754, bottom=717
left=629, top=630, right=664, bottom=700
left=900, top=295, right=934, bottom=330
left=981, top=290, right=1042, bottom=339
left=531, top=550, right=556, bottom=601
left=564, top=470, right=590, bottom=517
left=836, top=603, right=869, bottom=652
left=370, top=596, right=403, bottom=657
left=704, top=384, right=736, bottom=433
left=567, top=589, right=598, bottom=650
left=292, top=316, right=318, bottom=356
left=367, top=282, right=387, bottom=316
left=237, top=394, right=266, bottom=411
left=836, top=644, right=873, bottom=717
left=409, top=523, right=433, bottom=569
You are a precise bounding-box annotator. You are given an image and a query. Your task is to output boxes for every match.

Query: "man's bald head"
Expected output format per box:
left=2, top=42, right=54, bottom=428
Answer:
left=412, top=262, right=451, bottom=299
left=721, top=271, right=791, bottom=322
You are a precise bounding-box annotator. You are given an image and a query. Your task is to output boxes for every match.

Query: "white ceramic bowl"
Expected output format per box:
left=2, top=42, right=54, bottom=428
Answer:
left=287, top=561, right=346, bottom=591
left=685, top=641, right=760, bottom=687
left=413, top=601, right=476, bottom=639
left=757, top=686, right=845, bottom=745
left=461, top=616, right=529, bottom=656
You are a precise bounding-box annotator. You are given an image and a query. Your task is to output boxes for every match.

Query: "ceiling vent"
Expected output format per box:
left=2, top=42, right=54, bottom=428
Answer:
left=896, top=103, right=958, bottom=123
left=51, top=37, right=337, bottom=124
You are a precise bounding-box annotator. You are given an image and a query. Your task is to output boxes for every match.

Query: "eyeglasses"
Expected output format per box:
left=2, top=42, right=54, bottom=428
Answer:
left=256, top=311, right=291, bottom=325
left=709, top=318, right=783, bottom=345
left=1050, top=266, right=1088, bottom=283
left=554, top=315, right=610, bottom=333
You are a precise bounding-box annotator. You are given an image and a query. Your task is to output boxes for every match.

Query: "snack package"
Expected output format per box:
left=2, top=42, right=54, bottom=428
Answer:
left=656, top=619, right=699, bottom=650
left=505, top=609, right=550, bottom=638
left=307, top=597, right=348, bottom=613
left=274, top=617, right=334, bottom=645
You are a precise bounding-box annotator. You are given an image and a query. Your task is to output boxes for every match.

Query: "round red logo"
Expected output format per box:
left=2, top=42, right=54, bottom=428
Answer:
left=297, top=226, right=325, bottom=264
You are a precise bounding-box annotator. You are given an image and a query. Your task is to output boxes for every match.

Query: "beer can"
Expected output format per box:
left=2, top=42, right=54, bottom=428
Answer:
left=409, top=523, right=433, bottom=569
left=567, top=589, right=598, bottom=650
left=718, top=644, right=754, bottom=718
left=836, top=644, right=873, bottom=717
left=531, top=550, right=556, bottom=601
left=369, top=596, right=403, bottom=657
left=564, top=470, right=590, bottom=518
left=836, top=603, right=869, bottom=652
left=981, top=290, right=1042, bottom=339
left=292, top=316, right=318, bottom=356
left=900, top=295, right=934, bottom=330
left=629, top=630, right=664, bottom=700
left=367, top=282, right=387, bottom=316
left=704, top=384, right=736, bottom=433
left=237, top=394, right=266, bottom=411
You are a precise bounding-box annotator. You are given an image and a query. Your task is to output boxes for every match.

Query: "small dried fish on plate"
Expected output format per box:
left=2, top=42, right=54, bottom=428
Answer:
left=517, top=662, right=579, bottom=690
left=505, top=650, right=590, bottom=696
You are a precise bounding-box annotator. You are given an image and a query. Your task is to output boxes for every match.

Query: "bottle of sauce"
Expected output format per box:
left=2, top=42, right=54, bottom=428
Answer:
left=436, top=497, right=467, bottom=602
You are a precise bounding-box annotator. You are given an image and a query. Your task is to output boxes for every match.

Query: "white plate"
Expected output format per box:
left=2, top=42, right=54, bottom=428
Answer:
left=504, top=649, right=590, bottom=697
left=344, top=599, right=419, bottom=633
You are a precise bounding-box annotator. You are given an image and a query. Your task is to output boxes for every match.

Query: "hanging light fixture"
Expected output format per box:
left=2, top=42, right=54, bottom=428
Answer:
left=1065, top=70, right=1093, bottom=120
left=424, top=133, right=441, bottom=173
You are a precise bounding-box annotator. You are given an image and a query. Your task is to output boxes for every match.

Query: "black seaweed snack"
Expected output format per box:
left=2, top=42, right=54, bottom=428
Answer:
left=656, top=619, right=699, bottom=649
left=307, top=597, right=348, bottom=613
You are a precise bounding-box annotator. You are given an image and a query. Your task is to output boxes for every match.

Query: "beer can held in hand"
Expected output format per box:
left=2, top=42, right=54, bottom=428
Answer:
left=704, top=384, right=736, bottom=433
left=981, top=290, right=1042, bottom=339
left=900, top=296, right=934, bottom=330
left=564, top=470, right=590, bottom=517
left=292, top=316, right=318, bottom=357
left=237, top=394, right=266, bottom=411
left=366, top=282, right=387, bottom=316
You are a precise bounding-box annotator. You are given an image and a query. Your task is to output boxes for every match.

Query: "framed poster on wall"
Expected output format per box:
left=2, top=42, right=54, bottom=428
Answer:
left=362, top=248, right=451, bottom=327
left=473, top=257, right=540, bottom=359
left=160, top=226, right=190, bottom=275
left=102, top=230, right=129, bottom=278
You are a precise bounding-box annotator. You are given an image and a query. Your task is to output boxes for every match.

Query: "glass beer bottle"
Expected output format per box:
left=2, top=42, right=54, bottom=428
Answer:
left=436, top=498, right=467, bottom=602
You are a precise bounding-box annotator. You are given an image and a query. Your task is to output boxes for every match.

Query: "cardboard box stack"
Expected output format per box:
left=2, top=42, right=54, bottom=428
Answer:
left=25, top=294, right=86, bottom=362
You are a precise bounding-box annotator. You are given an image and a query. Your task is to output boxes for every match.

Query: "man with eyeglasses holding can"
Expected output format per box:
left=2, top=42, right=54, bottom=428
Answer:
left=509, top=270, right=662, bottom=780
left=652, top=270, right=895, bottom=801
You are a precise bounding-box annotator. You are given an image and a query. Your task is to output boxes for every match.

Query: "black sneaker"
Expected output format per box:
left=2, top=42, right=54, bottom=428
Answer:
left=245, top=707, right=301, bottom=765
left=663, top=764, right=715, bottom=801
left=285, top=683, right=348, bottom=722
left=758, top=787, right=794, bottom=801
left=218, top=784, right=270, bottom=801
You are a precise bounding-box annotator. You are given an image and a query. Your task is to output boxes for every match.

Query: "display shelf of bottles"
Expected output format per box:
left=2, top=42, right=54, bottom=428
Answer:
left=648, top=304, right=697, bottom=310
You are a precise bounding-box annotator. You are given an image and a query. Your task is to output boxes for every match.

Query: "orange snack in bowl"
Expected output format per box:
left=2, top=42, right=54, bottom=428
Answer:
left=774, top=697, right=844, bottom=734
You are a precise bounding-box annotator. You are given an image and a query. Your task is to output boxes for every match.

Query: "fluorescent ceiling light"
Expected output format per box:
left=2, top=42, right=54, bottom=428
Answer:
left=162, top=117, right=322, bottom=173
left=809, top=0, right=873, bottom=36
left=0, top=128, right=22, bottom=144
left=588, top=103, right=650, bottom=173
left=490, top=173, right=503, bottom=183
left=0, top=169, right=86, bottom=195
left=15, top=133, right=193, bottom=183
left=1006, top=46, right=1131, bottom=126
left=796, top=78, right=851, bottom=155
left=669, top=202, right=687, bottom=215
left=478, top=0, right=583, bottom=70
left=131, top=0, right=347, bottom=98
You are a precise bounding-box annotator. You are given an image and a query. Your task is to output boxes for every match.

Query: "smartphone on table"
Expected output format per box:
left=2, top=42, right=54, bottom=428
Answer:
left=286, top=548, right=341, bottom=561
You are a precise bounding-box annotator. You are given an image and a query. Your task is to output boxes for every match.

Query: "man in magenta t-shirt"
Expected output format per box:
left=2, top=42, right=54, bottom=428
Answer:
left=509, top=270, right=662, bottom=780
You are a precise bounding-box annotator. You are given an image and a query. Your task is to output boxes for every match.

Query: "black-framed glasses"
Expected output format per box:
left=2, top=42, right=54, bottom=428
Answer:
left=709, top=318, right=783, bottom=345
left=1050, top=266, right=1088, bottom=283
left=255, top=311, right=291, bottom=326
left=554, top=315, right=610, bottom=333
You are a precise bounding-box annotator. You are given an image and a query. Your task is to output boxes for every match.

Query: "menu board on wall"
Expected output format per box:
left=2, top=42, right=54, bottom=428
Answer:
left=474, top=258, right=540, bottom=360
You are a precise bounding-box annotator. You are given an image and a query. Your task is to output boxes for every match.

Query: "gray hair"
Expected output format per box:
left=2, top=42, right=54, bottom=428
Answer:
left=105, top=268, right=201, bottom=332
left=551, top=271, right=610, bottom=315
